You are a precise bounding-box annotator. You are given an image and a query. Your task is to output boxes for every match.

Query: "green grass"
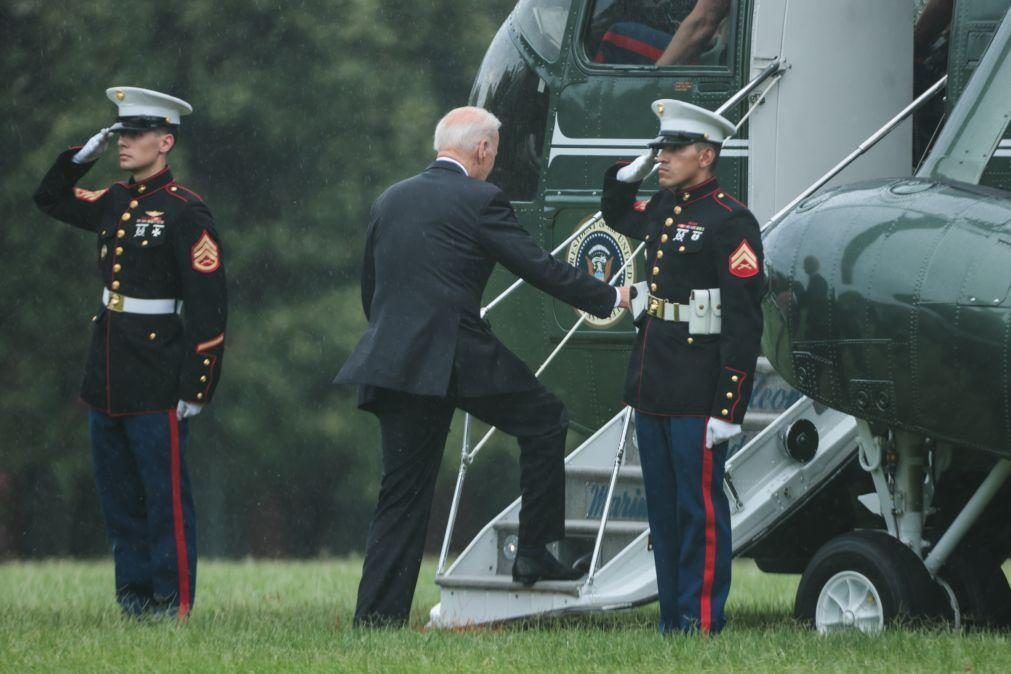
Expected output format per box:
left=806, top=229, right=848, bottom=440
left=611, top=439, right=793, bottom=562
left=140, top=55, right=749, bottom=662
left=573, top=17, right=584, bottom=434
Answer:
left=1, top=558, right=1009, bottom=673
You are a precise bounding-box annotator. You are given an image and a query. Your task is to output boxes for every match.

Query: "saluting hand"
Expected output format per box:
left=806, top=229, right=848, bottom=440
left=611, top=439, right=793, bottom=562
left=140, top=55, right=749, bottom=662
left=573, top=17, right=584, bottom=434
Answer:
left=72, top=128, right=115, bottom=165
left=616, top=149, right=657, bottom=183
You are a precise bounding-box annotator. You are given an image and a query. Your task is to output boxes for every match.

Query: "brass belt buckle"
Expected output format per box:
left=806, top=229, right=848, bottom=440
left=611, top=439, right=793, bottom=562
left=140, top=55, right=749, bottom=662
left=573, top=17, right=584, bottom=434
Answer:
left=648, top=297, right=661, bottom=318
left=107, top=292, right=124, bottom=312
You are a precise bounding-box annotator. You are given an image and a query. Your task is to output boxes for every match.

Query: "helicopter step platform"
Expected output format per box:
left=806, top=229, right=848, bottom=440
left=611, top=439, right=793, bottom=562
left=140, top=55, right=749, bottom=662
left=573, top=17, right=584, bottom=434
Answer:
left=429, top=378, right=860, bottom=627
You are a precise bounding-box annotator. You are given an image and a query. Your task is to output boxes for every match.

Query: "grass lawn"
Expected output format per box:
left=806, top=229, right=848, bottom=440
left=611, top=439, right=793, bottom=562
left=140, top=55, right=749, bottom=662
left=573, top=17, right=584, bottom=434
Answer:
left=1, top=558, right=1009, bottom=673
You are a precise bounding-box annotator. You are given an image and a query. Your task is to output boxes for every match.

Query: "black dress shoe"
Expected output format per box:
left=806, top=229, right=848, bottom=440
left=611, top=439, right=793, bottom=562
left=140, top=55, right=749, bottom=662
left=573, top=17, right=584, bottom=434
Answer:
left=512, top=547, right=584, bottom=586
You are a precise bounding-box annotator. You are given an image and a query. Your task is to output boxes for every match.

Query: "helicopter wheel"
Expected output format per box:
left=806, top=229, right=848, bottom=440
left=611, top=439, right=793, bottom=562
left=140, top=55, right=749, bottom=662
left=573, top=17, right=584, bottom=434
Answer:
left=795, top=530, right=944, bottom=633
left=936, top=549, right=1011, bottom=630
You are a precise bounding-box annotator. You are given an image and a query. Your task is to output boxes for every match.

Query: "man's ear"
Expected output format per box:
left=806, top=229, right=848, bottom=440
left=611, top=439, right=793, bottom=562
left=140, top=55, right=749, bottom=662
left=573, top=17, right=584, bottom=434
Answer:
left=159, top=132, right=176, bottom=155
left=698, top=144, right=716, bottom=169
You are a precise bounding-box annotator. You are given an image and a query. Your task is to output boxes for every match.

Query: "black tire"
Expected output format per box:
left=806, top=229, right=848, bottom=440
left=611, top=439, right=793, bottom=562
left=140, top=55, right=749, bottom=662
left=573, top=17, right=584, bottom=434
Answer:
left=938, top=549, right=1011, bottom=629
left=795, top=530, right=945, bottom=631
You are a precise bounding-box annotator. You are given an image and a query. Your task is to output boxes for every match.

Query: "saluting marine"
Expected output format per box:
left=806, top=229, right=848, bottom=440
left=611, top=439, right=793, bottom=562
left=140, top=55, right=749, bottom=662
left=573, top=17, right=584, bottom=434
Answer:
left=601, top=99, right=764, bottom=634
left=33, top=87, right=227, bottom=619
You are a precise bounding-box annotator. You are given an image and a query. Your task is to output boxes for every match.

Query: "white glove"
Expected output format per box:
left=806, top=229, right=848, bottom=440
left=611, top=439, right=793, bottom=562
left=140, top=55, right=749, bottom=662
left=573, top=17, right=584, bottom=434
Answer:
left=176, top=400, right=204, bottom=421
left=615, top=150, right=657, bottom=183
left=629, top=281, right=648, bottom=321
left=72, top=128, right=115, bottom=164
left=706, top=417, right=741, bottom=448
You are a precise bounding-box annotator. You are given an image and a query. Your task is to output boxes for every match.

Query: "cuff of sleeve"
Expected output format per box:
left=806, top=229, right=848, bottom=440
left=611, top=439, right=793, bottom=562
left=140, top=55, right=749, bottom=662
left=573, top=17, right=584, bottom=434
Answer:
left=712, top=367, right=748, bottom=424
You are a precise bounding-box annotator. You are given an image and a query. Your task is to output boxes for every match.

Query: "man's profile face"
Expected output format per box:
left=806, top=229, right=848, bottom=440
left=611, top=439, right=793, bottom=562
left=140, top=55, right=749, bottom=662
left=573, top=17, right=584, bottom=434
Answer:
left=117, top=129, right=173, bottom=173
left=655, top=143, right=707, bottom=189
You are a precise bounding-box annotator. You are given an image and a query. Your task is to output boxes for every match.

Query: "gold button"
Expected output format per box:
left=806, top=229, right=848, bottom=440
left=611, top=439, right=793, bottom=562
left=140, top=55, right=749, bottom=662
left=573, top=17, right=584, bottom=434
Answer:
left=91, top=315, right=98, bottom=322
left=138, top=185, right=146, bottom=193
left=171, top=186, right=178, bottom=192
left=661, top=234, right=669, bottom=243
left=149, top=332, right=157, bottom=341
left=679, top=245, right=686, bottom=253
left=200, top=375, right=208, bottom=383
left=141, top=240, right=149, bottom=247
left=721, top=409, right=729, bottom=416
left=652, top=266, right=660, bottom=276
left=645, top=235, right=651, bottom=241
left=687, top=337, right=694, bottom=345
left=196, top=392, right=204, bottom=400
left=111, top=280, right=120, bottom=290
left=113, top=264, right=122, bottom=272
left=665, top=217, right=674, bottom=226
left=129, top=200, right=139, bottom=208
left=121, top=212, right=131, bottom=221
left=718, top=193, right=725, bottom=198
left=683, top=193, right=690, bottom=201
left=732, top=375, right=739, bottom=383
left=101, top=230, right=107, bottom=236
left=203, top=358, right=211, bottom=366
left=650, top=283, right=657, bottom=292
left=726, top=392, right=733, bottom=399
left=115, top=246, right=124, bottom=255
left=116, top=229, right=126, bottom=238
left=674, top=206, right=682, bottom=215
left=656, top=250, right=664, bottom=259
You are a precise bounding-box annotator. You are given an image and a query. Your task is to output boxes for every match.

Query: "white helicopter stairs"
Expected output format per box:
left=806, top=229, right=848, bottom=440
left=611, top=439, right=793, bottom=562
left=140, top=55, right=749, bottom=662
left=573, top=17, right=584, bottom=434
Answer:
left=429, top=360, right=860, bottom=627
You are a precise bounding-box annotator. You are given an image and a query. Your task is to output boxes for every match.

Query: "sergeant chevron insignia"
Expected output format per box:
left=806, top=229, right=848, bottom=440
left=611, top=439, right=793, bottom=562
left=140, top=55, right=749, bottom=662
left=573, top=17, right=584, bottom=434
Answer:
left=191, top=230, right=221, bottom=273
left=729, top=239, right=759, bottom=278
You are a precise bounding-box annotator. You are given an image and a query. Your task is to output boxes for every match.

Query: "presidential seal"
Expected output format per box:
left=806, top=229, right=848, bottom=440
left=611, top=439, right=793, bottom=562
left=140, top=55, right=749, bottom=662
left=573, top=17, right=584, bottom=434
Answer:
left=566, top=217, right=635, bottom=328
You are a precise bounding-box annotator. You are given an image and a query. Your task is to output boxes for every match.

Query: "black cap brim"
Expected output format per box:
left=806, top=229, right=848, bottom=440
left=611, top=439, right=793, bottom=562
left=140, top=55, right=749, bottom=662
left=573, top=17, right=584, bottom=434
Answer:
left=648, top=131, right=710, bottom=149
left=110, top=116, right=177, bottom=133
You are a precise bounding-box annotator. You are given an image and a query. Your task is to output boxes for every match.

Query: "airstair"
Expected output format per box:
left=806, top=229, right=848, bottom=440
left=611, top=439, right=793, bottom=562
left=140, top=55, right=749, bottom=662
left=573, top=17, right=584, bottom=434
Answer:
left=429, top=358, right=860, bottom=627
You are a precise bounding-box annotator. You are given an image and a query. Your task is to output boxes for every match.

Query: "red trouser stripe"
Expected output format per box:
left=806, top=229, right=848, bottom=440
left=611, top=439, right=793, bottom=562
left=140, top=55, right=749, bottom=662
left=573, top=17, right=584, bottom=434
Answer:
left=700, top=419, right=716, bottom=633
left=168, top=413, right=191, bottom=619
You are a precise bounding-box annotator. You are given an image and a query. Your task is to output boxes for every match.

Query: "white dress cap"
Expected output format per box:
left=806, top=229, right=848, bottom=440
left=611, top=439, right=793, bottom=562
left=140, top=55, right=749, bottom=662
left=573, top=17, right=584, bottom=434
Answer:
left=105, top=87, right=193, bottom=128
left=648, top=98, right=736, bottom=148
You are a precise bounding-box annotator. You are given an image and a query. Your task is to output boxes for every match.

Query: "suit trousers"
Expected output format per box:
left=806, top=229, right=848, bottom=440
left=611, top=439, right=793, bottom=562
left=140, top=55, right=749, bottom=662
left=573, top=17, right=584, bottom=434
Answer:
left=635, top=413, right=731, bottom=634
left=353, top=383, right=569, bottom=627
left=89, top=409, right=196, bottom=619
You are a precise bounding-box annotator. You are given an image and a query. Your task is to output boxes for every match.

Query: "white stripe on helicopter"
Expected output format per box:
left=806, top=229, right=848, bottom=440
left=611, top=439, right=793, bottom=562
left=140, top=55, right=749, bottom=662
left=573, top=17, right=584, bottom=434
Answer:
left=548, top=118, right=748, bottom=164
left=994, top=138, right=1011, bottom=158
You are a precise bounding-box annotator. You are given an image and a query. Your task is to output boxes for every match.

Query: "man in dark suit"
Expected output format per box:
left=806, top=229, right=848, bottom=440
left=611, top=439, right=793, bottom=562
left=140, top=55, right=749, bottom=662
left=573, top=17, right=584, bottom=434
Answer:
left=336, top=106, right=630, bottom=627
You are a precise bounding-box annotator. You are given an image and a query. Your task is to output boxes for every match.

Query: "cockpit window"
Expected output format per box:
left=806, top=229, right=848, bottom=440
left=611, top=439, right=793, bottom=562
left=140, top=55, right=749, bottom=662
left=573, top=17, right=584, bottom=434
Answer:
left=584, top=0, right=733, bottom=67
left=514, top=0, right=574, bottom=62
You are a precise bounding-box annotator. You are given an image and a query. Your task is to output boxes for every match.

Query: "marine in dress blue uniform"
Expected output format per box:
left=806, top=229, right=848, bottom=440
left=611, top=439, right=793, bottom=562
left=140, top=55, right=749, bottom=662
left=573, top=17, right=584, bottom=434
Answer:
left=33, top=87, right=227, bottom=619
left=601, top=99, right=764, bottom=634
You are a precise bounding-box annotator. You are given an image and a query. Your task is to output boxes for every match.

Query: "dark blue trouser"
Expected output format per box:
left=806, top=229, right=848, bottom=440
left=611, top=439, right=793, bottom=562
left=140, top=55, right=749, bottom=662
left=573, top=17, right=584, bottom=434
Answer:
left=89, top=409, right=196, bottom=618
left=635, top=413, right=731, bottom=634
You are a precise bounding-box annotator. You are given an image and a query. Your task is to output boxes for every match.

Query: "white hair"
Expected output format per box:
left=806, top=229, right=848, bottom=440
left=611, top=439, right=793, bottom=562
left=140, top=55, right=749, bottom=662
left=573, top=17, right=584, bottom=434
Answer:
left=433, top=106, right=501, bottom=152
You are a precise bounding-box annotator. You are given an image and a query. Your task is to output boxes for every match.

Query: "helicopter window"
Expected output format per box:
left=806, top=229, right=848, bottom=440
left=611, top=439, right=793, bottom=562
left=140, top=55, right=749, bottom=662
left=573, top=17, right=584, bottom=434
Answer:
left=514, top=0, right=574, bottom=63
left=584, top=0, right=732, bottom=67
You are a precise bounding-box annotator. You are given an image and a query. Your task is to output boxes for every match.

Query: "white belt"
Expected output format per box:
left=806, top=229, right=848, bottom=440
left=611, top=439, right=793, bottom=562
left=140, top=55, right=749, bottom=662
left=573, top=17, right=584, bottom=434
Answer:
left=102, top=288, right=179, bottom=314
left=630, top=283, right=722, bottom=334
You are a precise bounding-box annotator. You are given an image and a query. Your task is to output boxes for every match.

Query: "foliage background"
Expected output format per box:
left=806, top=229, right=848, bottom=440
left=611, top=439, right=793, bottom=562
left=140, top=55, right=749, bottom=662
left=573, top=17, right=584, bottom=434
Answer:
left=0, top=0, right=521, bottom=558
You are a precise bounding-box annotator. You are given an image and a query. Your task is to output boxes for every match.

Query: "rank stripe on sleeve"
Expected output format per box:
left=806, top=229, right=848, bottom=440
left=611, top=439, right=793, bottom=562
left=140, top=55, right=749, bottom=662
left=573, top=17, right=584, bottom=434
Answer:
left=191, top=230, right=221, bottom=273
left=729, top=239, right=759, bottom=278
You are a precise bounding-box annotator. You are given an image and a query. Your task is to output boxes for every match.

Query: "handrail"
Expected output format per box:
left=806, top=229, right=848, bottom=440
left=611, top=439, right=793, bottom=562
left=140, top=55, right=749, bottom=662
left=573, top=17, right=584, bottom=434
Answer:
left=586, top=406, right=634, bottom=583
left=760, top=75, right=948, bottom=234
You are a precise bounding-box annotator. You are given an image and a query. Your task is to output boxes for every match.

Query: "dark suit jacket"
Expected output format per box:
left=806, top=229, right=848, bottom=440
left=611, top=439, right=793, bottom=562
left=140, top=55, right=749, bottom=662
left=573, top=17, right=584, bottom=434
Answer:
left=335, top=160, right=616, bottom=400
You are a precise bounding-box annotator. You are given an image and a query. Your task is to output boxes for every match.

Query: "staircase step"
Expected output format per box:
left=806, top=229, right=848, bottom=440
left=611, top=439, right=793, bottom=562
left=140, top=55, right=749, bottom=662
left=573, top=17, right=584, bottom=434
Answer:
left=494, top=518, right=648, bottom=536
left=565, top=465, right=643, bottom=480
left=435, top=574, right=583, bottom=596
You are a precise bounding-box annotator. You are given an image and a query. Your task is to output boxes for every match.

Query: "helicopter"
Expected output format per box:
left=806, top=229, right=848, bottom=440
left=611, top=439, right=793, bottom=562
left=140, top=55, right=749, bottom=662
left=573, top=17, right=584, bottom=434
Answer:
left=428, top=0, right=1011, bottom=632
